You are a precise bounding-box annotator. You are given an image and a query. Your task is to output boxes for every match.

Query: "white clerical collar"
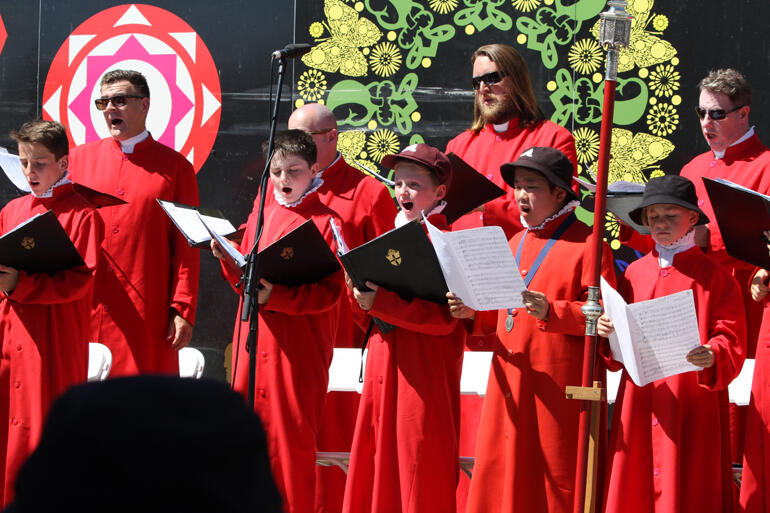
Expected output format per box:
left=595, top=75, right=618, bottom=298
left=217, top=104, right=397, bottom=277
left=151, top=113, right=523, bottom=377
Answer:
left=394, top=200, right=446, bottom=228
left=713, top=126, right=754, bottom=159
left=492, top=121, right=509, bottom=133
left=118, top=130, right=150, bottom=154
left=520, top=200, right=580, bottom=231
left=273, top=175, right=324, bottom=208
left=33, top=170, right=71, bottom=198
left=316, top=152, right=341, bottom=180
left=655, top=228, right=696, bottom=268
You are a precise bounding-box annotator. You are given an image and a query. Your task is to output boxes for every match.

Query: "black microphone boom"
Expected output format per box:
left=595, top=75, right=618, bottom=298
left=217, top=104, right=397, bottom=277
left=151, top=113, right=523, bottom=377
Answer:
left=271, top=43, right=312, bottom=60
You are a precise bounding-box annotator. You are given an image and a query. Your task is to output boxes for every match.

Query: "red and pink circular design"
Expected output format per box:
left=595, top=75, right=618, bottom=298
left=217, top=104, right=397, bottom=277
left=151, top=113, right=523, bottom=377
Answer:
left=42, top=4, right=221, bottom=173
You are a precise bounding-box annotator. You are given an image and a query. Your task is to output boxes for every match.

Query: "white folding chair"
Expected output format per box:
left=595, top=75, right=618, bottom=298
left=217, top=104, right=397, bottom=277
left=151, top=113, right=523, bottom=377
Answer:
left=179, top=347, right=205, bottom=379
left=87, top=342, right=112, bottom=382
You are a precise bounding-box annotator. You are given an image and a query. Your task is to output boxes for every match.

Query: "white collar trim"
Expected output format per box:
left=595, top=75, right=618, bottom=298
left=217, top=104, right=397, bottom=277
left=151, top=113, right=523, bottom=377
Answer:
left=118, top=130, right=150, bottom=154
left=394, top=200, right=446, bottom=228
left=32, top=170, right=71, bottom=198
left=273, top=175, right=324, bottom=208
left=520, top=200, right=580, bottom=231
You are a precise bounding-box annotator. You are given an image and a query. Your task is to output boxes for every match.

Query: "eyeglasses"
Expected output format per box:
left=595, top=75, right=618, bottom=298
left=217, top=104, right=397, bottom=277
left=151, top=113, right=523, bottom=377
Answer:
left=695, top=104, right=745, bottom=121
left=472, top=71, right=504, bottom=91
left=308, top=128, right=334, bottom=135
left=94, top=94, right=145, bottom=111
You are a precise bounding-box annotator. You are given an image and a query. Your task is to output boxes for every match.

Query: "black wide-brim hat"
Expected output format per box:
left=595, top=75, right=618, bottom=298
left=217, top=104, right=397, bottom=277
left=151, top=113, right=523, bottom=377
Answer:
left=628, top=174, right=709, bottom=226
left=500, top=146, right=578, bottom=201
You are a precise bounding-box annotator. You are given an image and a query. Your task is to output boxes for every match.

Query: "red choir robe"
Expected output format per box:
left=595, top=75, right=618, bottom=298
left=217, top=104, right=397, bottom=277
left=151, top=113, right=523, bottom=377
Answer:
left=447, top=121, right=578, bottom=507
left=342, top=214, right=466, bottom=513
left=309, top=155, right=398, bottom=513
left=680, top=133, right=770, bottom=356
left=69, top=136, right=200, bottom=375
left=740, top=273, right=770, bottom=512
left=221, top=189, right=344, bottom=513
left=602, top=246, right=746, bottom=513
left=465, top=210, right=615, bottom=513
left=0, top=183, right=103, bottom=505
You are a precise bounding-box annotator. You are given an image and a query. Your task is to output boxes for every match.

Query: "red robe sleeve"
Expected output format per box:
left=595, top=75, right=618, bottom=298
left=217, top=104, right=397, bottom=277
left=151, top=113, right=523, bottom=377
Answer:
left=265, top=270, right=344, bottom=316
left=167, top=160, right=200, bottom=324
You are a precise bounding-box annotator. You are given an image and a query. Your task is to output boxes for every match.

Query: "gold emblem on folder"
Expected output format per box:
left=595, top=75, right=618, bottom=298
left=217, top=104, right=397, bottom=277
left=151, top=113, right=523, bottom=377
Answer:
left=280, top=247, right=294, bottom=260
left=386, top=249, right=401, bottom=266
left=21, top=237, right=35, bottom=250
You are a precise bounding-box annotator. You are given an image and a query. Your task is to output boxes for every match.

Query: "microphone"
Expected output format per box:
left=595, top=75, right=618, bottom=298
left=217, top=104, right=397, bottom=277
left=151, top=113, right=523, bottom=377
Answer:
left=271, top=43, right=313, bottom=60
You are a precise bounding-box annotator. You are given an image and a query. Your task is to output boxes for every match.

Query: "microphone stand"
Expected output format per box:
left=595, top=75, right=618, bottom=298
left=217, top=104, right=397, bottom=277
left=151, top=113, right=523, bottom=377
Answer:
left=241, top=55, right=287, bottom=409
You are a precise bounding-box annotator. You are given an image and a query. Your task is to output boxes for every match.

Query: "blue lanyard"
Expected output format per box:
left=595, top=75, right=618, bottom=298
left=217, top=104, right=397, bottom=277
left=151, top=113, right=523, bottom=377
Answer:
left=508, top=212, right=576, bottom=315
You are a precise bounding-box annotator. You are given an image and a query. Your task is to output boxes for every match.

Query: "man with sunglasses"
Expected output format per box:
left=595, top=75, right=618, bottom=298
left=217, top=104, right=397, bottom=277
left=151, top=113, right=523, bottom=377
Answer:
left=68, top=69, right=200, bottom=376
left=446, top=43, right=578, bottom=242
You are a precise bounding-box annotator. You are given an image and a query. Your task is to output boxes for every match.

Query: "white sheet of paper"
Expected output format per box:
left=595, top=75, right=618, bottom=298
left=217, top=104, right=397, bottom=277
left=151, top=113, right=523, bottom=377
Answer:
left=425, top=217, right=526, bottom=311
left=198, top=213, right=246, bottom=269
left=600, top=277, right=700, bottom=387
left=328, top=217, right=349, bottom=254
left=159, top=200, right=236, bottom=245
left=0, top=148, right=31, bottom=192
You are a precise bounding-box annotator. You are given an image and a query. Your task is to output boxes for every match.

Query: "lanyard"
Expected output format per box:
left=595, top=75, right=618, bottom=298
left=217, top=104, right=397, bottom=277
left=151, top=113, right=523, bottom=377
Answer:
left=508, top=212, right=576, bottom=316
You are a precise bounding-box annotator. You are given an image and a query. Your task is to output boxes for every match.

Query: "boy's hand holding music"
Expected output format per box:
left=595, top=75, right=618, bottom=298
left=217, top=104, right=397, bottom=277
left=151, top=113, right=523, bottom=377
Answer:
left=353, top=281, right=378, bottom=311
left=522, top=290, right=549, bottom=320
left=447, top=292, right=475, bottom=319
left=210, top=237, right=238, bottom=260
left=0, top=264, right=19, bottom=294
left=597, top=314, right=615, bottom=338
left=257, top=278, right=273, bottom=305
left=751, top=268, right=770, bottom=302
left=686, top=344, right=714, bottom=368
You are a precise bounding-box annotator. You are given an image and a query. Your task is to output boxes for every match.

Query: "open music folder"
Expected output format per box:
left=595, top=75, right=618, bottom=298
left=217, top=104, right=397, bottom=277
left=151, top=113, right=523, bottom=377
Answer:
left=0, top=210, right=85, bottom=274
left=600, top=277, right=700, bottom=387
left=158, top=199, right=242, bottom=248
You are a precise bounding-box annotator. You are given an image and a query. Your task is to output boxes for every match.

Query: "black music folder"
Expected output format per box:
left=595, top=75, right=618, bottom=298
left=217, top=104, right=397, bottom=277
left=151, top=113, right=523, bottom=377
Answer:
left=0, top=210, right=85, bottom=274
left=703, top=177, right=770, bottom=269
left=340, top=220, right=449, bottom=305
left=444, top=153, right=506, bottom=224
left=72, top=183, right=126, bottom=208
left=257, top=219, right=340, bottom=287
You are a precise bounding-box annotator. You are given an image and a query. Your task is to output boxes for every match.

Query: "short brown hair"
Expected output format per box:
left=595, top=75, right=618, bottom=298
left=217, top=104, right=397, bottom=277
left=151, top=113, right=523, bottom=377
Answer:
left=264, top=129, right=317, bottom=168
left=471, top=44, right=545, bottom=132
left=10, top=120, right=69, bottom=160
left=699, top=68, right=751, bottom=107
left=100, top=69, right=150, bottom=98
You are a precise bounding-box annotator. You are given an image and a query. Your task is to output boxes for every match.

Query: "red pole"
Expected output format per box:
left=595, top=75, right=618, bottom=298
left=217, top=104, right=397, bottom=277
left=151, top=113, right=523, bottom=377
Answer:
left=572, top=78, right=616, bottom=513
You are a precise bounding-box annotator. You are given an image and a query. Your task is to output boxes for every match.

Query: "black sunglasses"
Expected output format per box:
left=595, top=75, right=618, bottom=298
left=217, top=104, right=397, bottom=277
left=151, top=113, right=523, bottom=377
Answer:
left=695, top=104, right=744, bottom=121
left=472, top=71, right=504, bottom=91
left=94, top=94, right=145, bottom=111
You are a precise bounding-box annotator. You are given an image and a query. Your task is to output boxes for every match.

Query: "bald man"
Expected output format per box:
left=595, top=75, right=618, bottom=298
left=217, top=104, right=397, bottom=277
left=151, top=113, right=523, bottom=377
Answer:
left=286, top=103, right=397, bottom=513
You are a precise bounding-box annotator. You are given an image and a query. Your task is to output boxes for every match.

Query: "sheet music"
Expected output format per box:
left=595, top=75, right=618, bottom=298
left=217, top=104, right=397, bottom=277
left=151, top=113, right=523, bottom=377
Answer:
left=627, top=289, right=700, bottom=385
left=158, top=200, right=236, bottom=245
left=600, top=278, right=700, bottom=387
left=713, top=177, right=770, bottom=200
left=197, top=213, right=246, bottom=269
left=0, top=148, right=31, bottom=192
left=426, top=217, right=525, bottom=311
left=574, top=175, right=644, bottom=194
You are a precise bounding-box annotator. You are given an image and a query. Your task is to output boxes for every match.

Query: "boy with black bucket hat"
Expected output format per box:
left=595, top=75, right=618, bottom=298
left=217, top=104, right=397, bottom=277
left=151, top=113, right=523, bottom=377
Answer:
left=597, top=174, right=746, bottom=513
left=343, top=144, right=468, bottom=513
left=449, top=146, right=615, bottom=513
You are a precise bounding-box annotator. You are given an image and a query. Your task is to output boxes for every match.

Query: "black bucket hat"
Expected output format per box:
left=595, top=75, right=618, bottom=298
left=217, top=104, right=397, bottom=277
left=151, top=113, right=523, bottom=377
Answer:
left=500, top=146, right=578, bottom=201
left=629, top=174, right=709, bottom=226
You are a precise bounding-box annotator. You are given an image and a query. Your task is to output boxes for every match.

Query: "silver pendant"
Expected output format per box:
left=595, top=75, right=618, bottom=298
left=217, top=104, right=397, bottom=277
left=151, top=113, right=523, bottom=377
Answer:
left=505, top=314, right=514, bottom=333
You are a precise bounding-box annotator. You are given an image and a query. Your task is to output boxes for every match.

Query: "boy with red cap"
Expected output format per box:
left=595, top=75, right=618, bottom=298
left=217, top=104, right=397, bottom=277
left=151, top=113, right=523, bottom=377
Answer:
left=449, top=146, right=615, bottom=513
left=342, top=144, right=467, bottom=513
left=598, top=174, right=746, bottom=513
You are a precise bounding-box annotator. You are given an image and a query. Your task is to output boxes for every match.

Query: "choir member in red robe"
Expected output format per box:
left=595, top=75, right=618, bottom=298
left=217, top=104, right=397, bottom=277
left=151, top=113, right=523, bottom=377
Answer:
left=287, top=103, right=398, bottom=513
left=599, top=175, right=746, bottom=513
left=449, top=147, right=615, bottom=513
left=213, top=130, right=344, bottom=513
left=0, top=121, right=103, bottom=505
left=69, top=69, right=200, bottom=376
left=343, top=144, right=466, bottom=513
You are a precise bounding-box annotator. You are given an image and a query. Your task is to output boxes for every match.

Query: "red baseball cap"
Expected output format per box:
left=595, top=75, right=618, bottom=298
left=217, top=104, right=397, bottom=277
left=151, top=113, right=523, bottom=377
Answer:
left=381, top=143, right=452, bottom=185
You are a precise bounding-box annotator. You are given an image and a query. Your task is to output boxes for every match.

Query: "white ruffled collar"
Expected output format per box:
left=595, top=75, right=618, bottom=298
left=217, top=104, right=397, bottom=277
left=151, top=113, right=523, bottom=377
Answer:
left=273, top=175, right=324, bottom=208
left=394, top=200, right=446, bottom=228
left=655, top=228, right=696, bottom=268
left=520, top=200, right=580, bottom=231
left=32, top=170, right=71, bottom=198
